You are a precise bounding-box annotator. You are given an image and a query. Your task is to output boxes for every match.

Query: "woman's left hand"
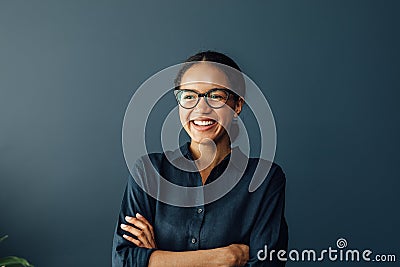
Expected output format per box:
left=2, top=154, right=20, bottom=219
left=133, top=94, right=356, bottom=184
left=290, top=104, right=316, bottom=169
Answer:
left=120, top=213, right=157, bottom=249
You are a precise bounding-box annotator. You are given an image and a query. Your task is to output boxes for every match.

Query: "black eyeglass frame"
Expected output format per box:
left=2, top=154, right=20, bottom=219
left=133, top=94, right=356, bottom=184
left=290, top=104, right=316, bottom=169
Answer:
left=173, top=88, right=239, bottom=109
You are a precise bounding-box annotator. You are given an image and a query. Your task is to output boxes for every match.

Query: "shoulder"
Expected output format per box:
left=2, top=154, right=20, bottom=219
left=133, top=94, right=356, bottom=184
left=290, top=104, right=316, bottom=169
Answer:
left=126, top=152, right=169, bottom=196
left=247, top=158, right=285, bottom=174
left=244, top=158, right=286, bottom=193
left=246, top=158, right=285, bottom=179
left=130, top=152, right=165, bottom=175
left=131, top=149, right=180, bottom=175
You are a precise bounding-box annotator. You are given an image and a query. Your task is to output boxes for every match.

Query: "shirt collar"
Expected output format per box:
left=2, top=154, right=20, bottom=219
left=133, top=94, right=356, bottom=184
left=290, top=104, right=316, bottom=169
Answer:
left=167, top=142, right=248, bottom=172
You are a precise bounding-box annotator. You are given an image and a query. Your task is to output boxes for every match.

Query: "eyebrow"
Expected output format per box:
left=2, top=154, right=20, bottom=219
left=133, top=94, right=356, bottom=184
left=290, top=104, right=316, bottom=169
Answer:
left=176, top=87, right=229, bottom=93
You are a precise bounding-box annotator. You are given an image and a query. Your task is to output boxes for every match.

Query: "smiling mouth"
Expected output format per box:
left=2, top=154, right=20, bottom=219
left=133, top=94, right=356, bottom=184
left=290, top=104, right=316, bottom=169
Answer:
left=192, top=120, right=216, bottom=126
left=190, top=119, right=217, bottom=130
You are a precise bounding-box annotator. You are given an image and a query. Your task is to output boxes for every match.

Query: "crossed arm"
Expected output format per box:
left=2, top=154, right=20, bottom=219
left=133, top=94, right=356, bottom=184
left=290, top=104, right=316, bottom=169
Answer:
left=113, top=161, right=287, bottom=267
left=120, top=213, right=249, bottom=267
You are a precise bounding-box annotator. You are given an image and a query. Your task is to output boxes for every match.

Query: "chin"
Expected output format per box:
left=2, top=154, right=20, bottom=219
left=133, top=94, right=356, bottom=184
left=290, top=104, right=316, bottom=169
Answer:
left=190, top=135, right=216, bottom=144
left=190, top=133, right=228, bottom=145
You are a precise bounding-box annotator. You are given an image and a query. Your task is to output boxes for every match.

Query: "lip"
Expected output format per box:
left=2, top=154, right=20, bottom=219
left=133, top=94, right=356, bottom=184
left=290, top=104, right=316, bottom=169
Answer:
left=190, top=121, right=217, bottom=131
left=189, top=117, right=218, bottom=132
left=190, top=116, right=218, bottom=121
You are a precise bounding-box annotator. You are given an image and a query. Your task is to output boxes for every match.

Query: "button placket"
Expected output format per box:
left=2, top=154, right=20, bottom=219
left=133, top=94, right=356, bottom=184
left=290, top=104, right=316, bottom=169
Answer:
left=187, top=171, right=204, bottom=249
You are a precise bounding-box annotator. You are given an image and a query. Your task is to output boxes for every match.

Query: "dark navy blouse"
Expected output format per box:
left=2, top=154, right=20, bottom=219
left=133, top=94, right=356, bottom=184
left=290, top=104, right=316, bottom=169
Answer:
left=112, top=143, right=288, bottom=266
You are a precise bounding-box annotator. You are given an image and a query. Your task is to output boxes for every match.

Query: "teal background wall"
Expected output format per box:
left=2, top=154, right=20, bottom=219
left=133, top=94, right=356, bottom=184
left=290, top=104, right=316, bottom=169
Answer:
left=1, top=1, right=399, bottom=266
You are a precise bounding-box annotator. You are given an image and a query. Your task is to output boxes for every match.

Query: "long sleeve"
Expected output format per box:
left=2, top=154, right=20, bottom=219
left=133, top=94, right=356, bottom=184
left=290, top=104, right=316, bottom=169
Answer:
left=246, top=165, right=289, bottom=267
left=112, top=159, right=157, bottom=267
left=112, top=145, right=289, bottom=266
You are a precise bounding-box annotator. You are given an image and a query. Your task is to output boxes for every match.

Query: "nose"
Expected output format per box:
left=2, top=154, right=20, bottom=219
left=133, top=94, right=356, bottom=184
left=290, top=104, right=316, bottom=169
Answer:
left=194, top=96, right=212, bottom=113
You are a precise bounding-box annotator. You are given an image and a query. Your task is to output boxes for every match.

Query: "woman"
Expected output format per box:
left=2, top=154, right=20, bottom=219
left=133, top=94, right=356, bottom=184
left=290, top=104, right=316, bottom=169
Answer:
left=112, top=51, right=288, bottom=266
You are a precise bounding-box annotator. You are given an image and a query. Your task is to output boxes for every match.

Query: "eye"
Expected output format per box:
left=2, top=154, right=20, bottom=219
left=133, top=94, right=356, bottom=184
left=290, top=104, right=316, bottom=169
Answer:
left=179, top=91, right=197, bottom=101
left=183, top=94, right=196, bottom=100
left=209, top=90, right=228, bottom=101
left=210, top=94, right=223, bottom=99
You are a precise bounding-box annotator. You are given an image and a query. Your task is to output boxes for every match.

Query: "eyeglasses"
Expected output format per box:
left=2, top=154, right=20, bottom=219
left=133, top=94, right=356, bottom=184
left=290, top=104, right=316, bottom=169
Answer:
left=174, top=88, right=235, bottom=109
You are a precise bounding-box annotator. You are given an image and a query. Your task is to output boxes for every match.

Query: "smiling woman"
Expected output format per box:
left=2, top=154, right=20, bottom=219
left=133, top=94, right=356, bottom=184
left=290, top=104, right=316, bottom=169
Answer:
left=112, top=51, right=288, bottom=267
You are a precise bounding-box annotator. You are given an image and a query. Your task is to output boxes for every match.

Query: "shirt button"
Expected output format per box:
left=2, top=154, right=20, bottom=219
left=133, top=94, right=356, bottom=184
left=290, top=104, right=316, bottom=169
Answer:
left=197, top=208, right=203, bottom=214
left=191, top=238, right=197, bottom=244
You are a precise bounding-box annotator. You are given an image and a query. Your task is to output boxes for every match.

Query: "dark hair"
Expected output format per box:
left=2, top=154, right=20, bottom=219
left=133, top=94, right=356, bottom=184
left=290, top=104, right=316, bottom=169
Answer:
left=175, top=50, right=245, bottom=142
left=174, top=50, right=246, bottom=99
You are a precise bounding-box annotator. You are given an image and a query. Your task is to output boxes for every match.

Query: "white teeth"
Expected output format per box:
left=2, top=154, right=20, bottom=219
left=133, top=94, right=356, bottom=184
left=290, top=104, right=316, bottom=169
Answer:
left=193, top=120, right=215, bottom=126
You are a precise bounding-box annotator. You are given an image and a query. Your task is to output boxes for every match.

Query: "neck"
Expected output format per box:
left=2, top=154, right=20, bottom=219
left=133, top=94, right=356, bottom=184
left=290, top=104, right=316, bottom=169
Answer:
left=189, top=136, right=231, bottom=169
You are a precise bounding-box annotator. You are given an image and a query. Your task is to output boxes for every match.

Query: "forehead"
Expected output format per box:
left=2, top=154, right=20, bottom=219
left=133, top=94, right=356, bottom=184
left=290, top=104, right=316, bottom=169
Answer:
left=180, top=62, right=231, bottom=89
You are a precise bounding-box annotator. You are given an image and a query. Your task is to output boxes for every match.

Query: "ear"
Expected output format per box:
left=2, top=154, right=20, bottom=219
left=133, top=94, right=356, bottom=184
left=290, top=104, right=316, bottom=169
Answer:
left=234, top=97, right=244, bottom=117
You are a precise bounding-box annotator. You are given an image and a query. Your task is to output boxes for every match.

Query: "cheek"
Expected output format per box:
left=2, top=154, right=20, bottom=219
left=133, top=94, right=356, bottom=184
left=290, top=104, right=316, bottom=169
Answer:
left=178, top=108, right=190, bottom=127
left=216, top=108, right=235, bottom=127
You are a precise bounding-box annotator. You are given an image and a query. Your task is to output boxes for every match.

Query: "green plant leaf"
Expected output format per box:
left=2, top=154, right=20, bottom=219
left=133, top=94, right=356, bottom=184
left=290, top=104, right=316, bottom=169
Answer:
left=0, top=256, right=33, bottom=267
left=0, top=235, right=8, bottom=243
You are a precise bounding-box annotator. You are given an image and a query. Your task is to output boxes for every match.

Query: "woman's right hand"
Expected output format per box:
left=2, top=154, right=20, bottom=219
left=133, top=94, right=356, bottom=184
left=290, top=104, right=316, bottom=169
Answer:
left=120, top=213, right=157, bottom=249
left=221, top=244, right=249, bottom=267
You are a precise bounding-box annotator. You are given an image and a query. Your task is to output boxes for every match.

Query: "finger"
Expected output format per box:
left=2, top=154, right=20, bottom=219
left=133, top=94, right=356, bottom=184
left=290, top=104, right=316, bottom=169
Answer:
left=121, top=224, right=151, bottom=248
left=135, top=214, right=156, bottom=244
left=122, top=234, right=144, bottom=247
left=125, top=214, right=156, bottom=248
left=125, top=216, right=155, bottom=244
left=120, top=224, right=151, bottom=247
left=135, top=213, right=149, bottom=224
left=122, top=234, right=153, bottom=249
left=126, top=216, right=147, bottom=229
